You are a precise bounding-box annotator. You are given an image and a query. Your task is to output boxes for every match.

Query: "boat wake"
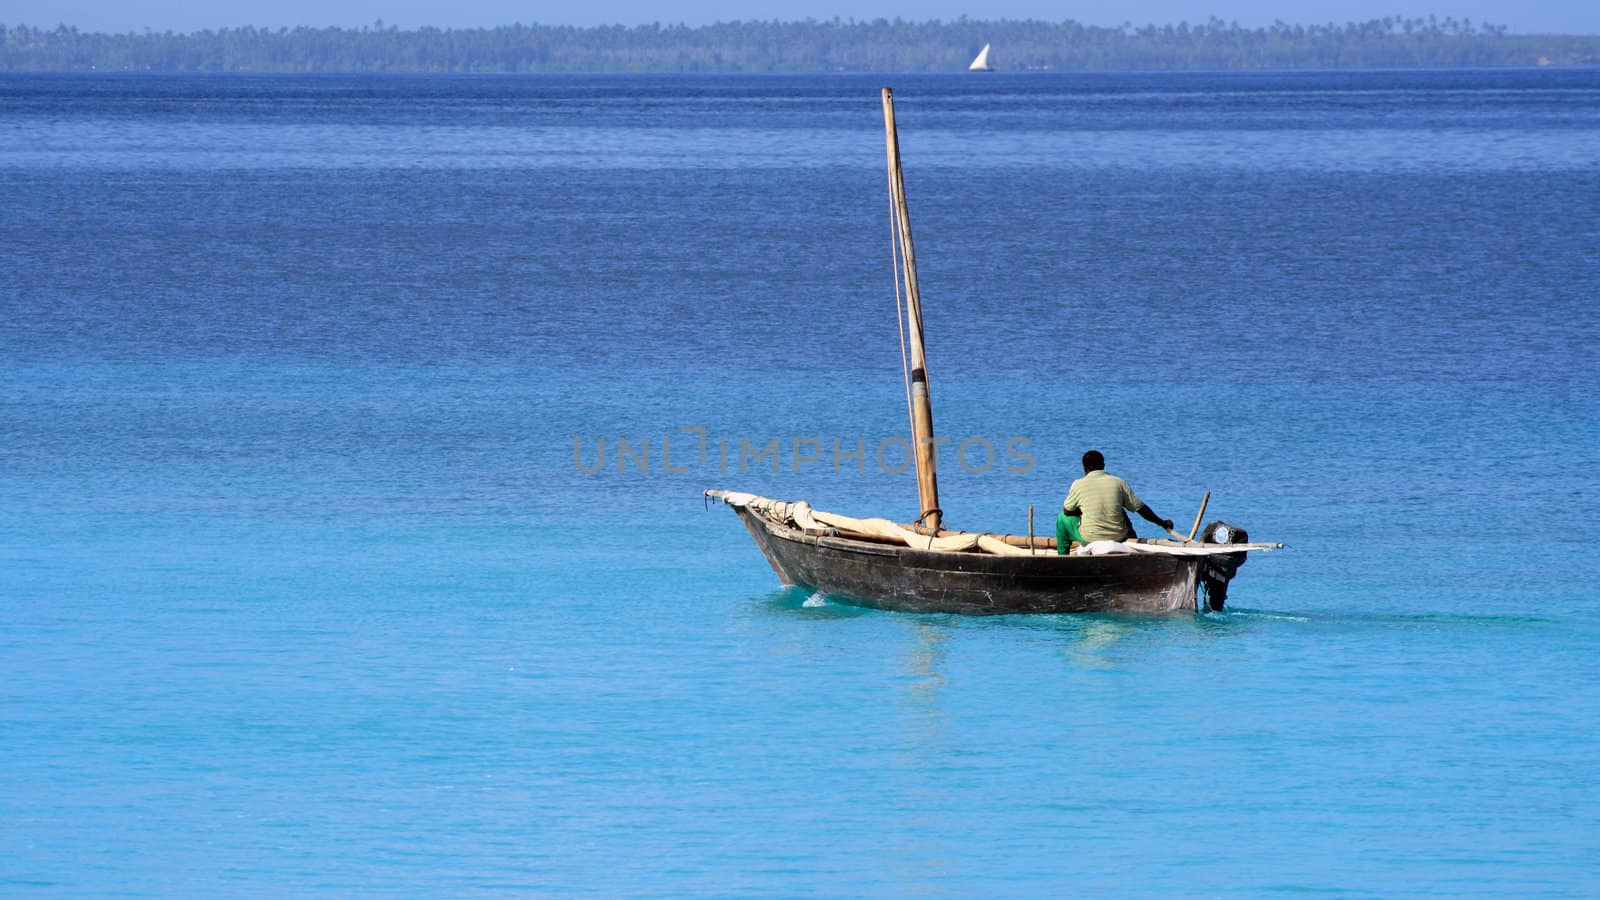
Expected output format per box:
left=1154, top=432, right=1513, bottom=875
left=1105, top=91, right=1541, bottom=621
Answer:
left=753, top=585, right=875, bottom=618
left=1225, top=608, right=1558, bottom=627
left=1224, top=609, right=1311, bottom=622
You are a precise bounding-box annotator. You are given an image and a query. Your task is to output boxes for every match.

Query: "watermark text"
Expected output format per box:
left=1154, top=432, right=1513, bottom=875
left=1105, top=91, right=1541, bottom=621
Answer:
left=573, top=426, right=1033, bottom=476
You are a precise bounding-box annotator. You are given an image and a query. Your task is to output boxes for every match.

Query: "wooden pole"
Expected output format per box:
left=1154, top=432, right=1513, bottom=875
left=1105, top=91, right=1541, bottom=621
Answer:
left=1188, top=490, right=1211, bottom=541
left=882, top=87, right=941, bottom=533
left=1028, top=505, right=1035, bottom=556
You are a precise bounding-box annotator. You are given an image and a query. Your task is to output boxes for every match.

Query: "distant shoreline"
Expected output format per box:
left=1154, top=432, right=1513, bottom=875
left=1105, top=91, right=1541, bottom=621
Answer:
left=4, top=18, right=1598, bottom=73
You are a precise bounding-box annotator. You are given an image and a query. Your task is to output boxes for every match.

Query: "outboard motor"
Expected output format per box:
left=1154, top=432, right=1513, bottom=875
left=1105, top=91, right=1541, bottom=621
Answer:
left=1198, top=521, right=1250, bottom=611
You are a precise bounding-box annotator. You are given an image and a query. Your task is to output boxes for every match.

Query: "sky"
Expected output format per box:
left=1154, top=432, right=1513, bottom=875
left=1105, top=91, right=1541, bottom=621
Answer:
left=6, top=1, right=1597, bottom=34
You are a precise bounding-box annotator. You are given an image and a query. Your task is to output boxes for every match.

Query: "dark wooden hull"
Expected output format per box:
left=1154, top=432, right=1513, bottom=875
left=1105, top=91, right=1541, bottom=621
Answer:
left=736, top=508, right=1200, bottom=615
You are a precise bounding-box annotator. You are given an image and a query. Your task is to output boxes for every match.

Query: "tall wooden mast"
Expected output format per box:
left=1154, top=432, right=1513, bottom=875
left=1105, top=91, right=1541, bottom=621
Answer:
left=881, top=87, right=941, bottom=533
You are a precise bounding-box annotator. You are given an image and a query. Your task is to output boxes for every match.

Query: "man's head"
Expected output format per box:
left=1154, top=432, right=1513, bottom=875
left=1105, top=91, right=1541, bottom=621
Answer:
left=1082, top=450, right=1105, bottom=474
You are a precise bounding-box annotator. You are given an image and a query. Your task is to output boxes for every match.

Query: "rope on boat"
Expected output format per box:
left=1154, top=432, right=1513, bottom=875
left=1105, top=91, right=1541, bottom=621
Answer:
left=887, top=144, right=916, bottom=450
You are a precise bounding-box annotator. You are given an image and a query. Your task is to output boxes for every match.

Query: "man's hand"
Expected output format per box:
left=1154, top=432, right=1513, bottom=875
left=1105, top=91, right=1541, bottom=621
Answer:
left=1160, top=518, right=1174, bottom=532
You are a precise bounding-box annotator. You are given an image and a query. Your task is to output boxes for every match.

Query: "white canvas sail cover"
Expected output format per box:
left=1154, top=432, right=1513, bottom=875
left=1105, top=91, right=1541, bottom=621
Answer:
left=707, top=491, right=1280, bottom=558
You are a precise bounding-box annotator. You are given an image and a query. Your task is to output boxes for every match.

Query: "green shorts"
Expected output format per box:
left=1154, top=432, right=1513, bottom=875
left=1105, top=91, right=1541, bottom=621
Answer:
left=1055, top=512, right=1085, bottom=555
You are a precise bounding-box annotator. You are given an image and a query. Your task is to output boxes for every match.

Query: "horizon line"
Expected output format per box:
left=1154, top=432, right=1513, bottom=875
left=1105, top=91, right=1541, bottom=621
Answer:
left=6, top=16, right=1597, bottom=38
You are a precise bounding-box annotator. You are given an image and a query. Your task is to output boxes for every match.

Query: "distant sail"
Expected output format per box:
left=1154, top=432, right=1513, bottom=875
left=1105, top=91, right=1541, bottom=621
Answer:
left=968, top=44, right=993, bottom=72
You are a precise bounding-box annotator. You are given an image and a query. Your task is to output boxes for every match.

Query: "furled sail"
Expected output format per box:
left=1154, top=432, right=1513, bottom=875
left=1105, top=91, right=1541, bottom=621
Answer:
left=706, top=491, right=1281, bottom=558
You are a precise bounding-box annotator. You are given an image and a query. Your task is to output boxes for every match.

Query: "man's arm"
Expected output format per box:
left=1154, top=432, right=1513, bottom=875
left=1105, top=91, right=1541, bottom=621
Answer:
left=1136, top=504, right=1174, bottom=533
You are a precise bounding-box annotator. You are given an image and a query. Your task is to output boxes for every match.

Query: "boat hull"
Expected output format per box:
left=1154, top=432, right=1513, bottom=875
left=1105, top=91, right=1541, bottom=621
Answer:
left=736, top=508, right=1200, bottom=615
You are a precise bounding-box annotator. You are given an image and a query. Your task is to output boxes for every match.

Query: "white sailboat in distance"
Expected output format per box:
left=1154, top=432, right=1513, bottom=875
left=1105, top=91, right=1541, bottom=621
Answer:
left=968, top=43, right=993, bottom=71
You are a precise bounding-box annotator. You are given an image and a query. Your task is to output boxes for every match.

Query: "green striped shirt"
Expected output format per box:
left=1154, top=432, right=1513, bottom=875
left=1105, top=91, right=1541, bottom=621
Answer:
left=1063, top=470, right=1143, bottom=542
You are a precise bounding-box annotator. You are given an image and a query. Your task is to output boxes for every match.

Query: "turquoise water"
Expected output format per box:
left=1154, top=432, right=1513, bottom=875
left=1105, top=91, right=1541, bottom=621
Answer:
left=3, top=70, right=1599, bottom=892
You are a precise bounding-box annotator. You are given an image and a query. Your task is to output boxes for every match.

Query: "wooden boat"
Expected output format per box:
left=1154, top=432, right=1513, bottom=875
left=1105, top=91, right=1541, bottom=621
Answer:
left=708, top=88, right=1280, bottom=616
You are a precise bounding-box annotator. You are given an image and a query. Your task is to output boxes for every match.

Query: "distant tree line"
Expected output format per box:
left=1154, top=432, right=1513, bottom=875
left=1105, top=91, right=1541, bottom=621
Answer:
left=2, top=17, right=1597, bottom=73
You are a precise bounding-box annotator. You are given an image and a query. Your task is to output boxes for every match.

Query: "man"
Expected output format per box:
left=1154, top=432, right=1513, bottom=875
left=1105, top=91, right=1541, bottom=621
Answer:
left=1057, top=450, right=1174, bottom=553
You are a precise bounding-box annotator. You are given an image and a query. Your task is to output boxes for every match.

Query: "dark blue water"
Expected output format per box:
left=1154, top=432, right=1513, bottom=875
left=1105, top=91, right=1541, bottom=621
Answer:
left=4, top=70, right=1599, bottom=892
